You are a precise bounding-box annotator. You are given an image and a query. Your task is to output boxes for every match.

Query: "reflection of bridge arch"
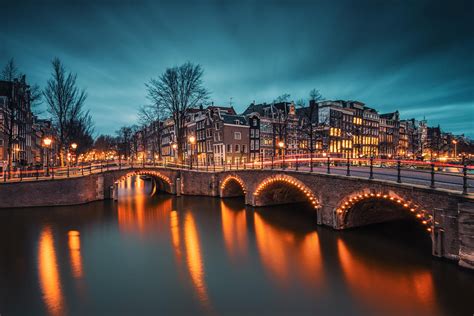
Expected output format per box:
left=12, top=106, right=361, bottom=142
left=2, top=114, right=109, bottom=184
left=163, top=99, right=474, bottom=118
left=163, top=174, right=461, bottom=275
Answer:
left=335, top=191, right=432, bottom=232
left=253, top=174, right=319, bottom=210
left=117, top=170, right=173, bottom=195
left=220, top=175, right=246, bottom=198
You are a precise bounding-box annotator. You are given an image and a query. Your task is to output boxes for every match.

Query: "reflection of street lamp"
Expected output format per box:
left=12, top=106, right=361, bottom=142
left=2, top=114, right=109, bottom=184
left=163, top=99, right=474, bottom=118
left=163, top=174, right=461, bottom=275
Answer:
left=278, top=141, right=285, bottom=169
left=452, top=140, right=457, bottom=158
left=188, top=135, right=196, bottom=169
left=43, top=137, right=52, bottom=176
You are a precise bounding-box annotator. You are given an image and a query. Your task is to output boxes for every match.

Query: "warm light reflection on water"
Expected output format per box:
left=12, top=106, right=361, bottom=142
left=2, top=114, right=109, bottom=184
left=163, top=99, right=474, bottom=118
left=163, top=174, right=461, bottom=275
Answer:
left=184, top=212, right=212, bottom=311
left=3, top=177, right=467, bottom=315
left=220, top=200, right=248, bottom=262
left=337, top=238, right=438, bottom=315
left=38, top=226, right=65, bottom=316
left=68, top=230, right=83, bottom=279
left=253, top=212, right=324, bottom=290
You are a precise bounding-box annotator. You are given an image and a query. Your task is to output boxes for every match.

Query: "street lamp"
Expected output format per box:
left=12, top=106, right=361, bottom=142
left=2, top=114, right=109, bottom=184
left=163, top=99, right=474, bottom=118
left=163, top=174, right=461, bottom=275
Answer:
left=188, top=135, right=196, bottom=169
left=452, top=140, right=457, bottom=158
left=278, top=141, right=285, bottom=169
left=172, top=143, right=178, bottom=163
left=70, top=143, right=78, bottom=166
left=43, top=137, right=52, bottom=177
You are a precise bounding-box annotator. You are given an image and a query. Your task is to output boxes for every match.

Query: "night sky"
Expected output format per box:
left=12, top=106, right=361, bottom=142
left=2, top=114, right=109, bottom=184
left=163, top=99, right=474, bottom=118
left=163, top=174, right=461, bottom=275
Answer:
left=1, top=0, right=473, bottom=136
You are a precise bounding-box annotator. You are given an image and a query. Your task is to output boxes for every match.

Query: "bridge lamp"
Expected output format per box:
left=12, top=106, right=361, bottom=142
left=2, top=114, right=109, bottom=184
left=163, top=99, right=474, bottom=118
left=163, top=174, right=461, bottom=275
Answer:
left=71, top=143, right=78, bottom=150
left=172, top=143, right=178, bottom=150
left=278, top=141, right=284, bottom=149
left=43, top=137, right=52, bottom=146
left=188, top=135, right=196, bottom=144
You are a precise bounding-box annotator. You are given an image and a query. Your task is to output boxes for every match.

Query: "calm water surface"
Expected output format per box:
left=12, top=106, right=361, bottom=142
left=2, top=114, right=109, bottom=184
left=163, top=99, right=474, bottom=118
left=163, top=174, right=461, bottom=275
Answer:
left=0, top=177, right=473, bottom=316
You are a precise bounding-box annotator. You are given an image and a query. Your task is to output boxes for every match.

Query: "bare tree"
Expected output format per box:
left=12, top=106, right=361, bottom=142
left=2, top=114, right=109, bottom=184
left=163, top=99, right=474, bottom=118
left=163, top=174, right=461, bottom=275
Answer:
left=297, top=89, right=324, bottom=169
left=137, top=104, right=164, bottom=161
left=43, top=58, right=89, bottom=165
left=115, top=126, right=133, bottom=162
left=298, top=89, right=324, bottom=153
left=145, top=62, right=209, bottom=162
left=1, top=58, right=20, bottom=81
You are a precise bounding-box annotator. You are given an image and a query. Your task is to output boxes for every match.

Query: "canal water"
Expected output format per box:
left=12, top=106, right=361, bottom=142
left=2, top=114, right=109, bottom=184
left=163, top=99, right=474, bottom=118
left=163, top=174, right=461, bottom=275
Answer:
left=0, top=176, right=473, bottom=316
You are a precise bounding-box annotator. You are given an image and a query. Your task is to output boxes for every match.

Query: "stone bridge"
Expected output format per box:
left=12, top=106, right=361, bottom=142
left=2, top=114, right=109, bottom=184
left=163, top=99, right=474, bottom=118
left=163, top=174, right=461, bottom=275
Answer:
left=1, top=167, right=473, bottom=269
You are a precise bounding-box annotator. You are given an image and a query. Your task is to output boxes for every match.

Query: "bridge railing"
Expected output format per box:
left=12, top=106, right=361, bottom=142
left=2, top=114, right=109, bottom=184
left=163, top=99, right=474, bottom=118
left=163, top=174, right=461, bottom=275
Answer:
left=1, top=155, right=472, bottom=194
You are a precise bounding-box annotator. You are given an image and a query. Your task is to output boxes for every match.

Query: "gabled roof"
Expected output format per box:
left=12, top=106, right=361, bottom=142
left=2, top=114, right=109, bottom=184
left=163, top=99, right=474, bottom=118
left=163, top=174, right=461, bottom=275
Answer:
left=221, top=114, right=247, bottom=125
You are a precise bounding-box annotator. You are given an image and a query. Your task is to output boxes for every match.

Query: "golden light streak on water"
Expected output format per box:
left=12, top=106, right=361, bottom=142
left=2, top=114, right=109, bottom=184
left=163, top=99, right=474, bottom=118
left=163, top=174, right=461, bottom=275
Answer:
left=220, top=201, right=248, bottom=261
left=184, top=212, right=212, bottom=311
left=337, top=238, right=438, bottom=316
left=253, top=212, right=325, bottom=290
left=38, top=226, right=65, bottom=316
left=68, top=230, right=83, bottom=279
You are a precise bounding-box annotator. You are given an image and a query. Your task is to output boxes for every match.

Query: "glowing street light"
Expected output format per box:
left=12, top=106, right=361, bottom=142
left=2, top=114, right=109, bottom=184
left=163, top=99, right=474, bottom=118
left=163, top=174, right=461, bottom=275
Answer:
left=43, top=137, right=53, bottom=177
left=71, top=143, right=78, bottom=150
left=43, top=137, right=52, bottom=146
left=452, top=140, right=457, bottom=158
left=278, top=140, right=285, bottom=169
left=188, top=135, right=196, bottom=169
left=171, top=143, right=178, bottom=163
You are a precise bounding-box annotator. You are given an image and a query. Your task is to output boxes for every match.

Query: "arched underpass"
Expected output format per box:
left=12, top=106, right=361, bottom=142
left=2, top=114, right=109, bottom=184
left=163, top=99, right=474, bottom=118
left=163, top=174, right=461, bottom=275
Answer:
left=115, top=171, right=173, bottom=199
left=252, top=175, right=320, bottom=218
left=220, top=176, right=246, bottom=198
left=335, top=192, right=433, bottom=233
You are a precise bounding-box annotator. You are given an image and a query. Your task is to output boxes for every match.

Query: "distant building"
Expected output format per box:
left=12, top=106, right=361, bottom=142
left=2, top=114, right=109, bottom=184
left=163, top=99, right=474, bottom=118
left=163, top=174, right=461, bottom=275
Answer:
left=0, top=76, right=35, bottom=172
left=379, top=111, right=400, bottom=158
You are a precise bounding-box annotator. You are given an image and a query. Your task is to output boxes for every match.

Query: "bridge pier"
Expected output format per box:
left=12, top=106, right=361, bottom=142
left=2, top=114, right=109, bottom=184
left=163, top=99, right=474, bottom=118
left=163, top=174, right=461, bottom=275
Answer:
left=458, top=202, right=474, bottom=269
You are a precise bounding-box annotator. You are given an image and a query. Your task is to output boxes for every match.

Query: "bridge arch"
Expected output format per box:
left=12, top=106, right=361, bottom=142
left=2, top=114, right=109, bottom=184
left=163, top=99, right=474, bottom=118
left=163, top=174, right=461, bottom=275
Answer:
left=334, top=190, right=433, bottom=232
left=253, top=174, right=320, bottom=210
left=220, top=175, right=247, bottom=198
left=117, top=170, right=173, bottom=195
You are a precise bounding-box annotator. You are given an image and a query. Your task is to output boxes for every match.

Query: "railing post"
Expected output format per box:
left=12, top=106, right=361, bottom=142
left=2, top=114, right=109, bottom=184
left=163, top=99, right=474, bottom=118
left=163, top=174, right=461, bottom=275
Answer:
left=327, top=156, right=330, bottom=174
left=20, top=167, right=23, bottom=181
left=462, top=157, right=468, bottom=195
left=213, top=160, right=216, bottom=172
left=310, top=151, right=313, bottom=172
left=81, top=164, right=84, bottom=175
left=430, top=163, right=435, bottom=188
left=67, top=165, right=70, bottom=178
left=397, top=158, right=402, bottom=183
left=52, top=166, right=55, bottom=180
left=271, top=156, right=274, bottom=170
left=346, top=157, right=350, bottom=176
left=369, top=157, right=374, bottom=179
left=296, top=154, right=299, bottom=171
left=101, top=163, right=103, bottom=173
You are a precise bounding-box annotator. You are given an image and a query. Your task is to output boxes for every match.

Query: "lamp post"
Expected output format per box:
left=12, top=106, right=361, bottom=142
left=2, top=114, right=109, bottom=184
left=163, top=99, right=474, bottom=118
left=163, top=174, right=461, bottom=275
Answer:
left=189, top=135, right=196, bottom=169
left=278, top=140, right=285, bottom=169
left=43, top=137, right=52, bottom=177
left=452, top=140, right=457, bottom=158
left=172, top=143, right=178, bottom=165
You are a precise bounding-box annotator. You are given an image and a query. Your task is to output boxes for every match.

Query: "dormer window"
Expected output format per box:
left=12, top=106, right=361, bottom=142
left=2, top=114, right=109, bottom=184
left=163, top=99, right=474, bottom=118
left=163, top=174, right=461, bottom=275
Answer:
left=235, top=119, right=240, bottom=125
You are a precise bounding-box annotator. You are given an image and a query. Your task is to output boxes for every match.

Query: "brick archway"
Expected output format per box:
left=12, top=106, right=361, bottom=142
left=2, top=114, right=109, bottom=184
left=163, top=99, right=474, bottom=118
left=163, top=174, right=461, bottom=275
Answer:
left=220, top=175, right=247, bottom=198
left=334, top=190, right=433, bottom=233
left=252, top=174, right=320, bottom=210
left=117, top=170, right=173, bottom=195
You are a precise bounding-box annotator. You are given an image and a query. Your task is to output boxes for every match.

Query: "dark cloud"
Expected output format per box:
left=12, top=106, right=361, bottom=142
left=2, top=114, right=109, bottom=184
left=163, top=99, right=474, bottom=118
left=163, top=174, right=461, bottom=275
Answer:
left=1, top=0, right=473, bottom=136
